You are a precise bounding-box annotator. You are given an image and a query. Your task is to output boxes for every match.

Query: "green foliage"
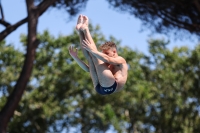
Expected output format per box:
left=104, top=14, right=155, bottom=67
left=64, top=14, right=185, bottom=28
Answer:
left=1, top=24, right=200, bottom=133
left=34, top=0, right=89, bottom=16
left=106, top=0, right=200, bottom=39
left=0, top=41, right=24, bottom=108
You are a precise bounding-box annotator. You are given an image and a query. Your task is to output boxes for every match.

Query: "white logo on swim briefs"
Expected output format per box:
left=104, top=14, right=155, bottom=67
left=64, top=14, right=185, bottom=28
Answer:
left=104, top=88, right=113, bottom=92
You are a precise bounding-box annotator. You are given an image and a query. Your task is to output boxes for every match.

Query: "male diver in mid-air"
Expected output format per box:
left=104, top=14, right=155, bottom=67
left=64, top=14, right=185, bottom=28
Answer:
left=69, top=14, right=128, bottom=95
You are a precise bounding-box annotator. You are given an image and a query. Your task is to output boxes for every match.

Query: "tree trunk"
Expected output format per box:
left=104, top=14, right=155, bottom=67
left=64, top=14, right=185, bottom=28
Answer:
left=0, top=0, right=56, bottom=132
left=0, top=0, right=38, bottom=132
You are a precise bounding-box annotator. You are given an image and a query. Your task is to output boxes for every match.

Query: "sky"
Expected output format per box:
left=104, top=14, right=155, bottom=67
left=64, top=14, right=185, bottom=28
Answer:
left=1, top=0, right=199, bottom=55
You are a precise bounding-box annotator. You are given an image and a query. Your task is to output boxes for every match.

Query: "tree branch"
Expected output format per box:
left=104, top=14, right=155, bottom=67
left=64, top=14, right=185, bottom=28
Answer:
left=159, top=10, right=197, bottom=32
left=193, top=0, right=200, bottom=13
left=0, top=0, right=57, bottom=132
left=0, top=17, right=27, bottom=41
left=0, top=0, right=57, bottom=41
left=0, top=19, right=11, bottom=27
left=0, top=0, right=4, bottom=20
left=0, top=0, right=11, bottom=28
left=37, top=0, right=56, bottom=16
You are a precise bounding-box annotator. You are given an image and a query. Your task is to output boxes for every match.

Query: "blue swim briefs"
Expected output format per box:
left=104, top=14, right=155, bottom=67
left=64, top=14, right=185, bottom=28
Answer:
left=95, top=81, right=117, bottom=95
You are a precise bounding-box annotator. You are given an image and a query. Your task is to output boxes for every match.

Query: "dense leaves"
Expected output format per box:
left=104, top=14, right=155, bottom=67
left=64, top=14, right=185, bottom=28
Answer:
left=0, top=1, right=90, bottom=132
left=0, top=41, right=24, bottom=106
left=106, top=0, right=200, bottom=38
left=1, top=24, right=200, bottom=133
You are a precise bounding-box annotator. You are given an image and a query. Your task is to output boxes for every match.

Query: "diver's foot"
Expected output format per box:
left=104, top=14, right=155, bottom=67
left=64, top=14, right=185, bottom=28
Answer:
left=76, top=14, right=83, bottom=31
left=80, top=15, right=89, bottom=31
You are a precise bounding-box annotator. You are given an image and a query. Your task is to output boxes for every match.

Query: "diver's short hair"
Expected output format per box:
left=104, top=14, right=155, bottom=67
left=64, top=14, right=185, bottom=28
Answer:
left=99, top=41, right=117, bottom=51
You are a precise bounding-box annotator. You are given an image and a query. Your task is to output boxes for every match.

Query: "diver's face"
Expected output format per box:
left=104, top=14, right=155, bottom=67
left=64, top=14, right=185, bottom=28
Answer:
left=102, top=48, right=116, bottom=57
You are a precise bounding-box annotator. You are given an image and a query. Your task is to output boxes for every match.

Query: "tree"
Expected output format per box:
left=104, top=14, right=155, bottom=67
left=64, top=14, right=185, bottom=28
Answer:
left=1, top=22, right=200, bottom=132
left=1, top=0, right=200, bottom=132
left=1, top=24, right=130, bottom=132
left=0, top=0, right=88, bottom=132
left=128, top=39, right=200, bottom=133
left=106, top=0, right=200, bottom=38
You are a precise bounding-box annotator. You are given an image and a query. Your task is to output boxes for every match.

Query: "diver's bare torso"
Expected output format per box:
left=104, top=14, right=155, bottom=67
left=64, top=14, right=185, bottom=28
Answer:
left=107, top=61, right=128, bottom=92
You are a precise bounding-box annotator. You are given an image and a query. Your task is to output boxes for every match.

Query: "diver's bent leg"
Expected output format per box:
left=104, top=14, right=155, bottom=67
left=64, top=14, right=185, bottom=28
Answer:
left=87, top=54, right=99, bottom=88
left=78, top=31, right=91, bottom=59
left=81, top=15, right=97, bottom=50
left=91, top=55, right=116, bottom=87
